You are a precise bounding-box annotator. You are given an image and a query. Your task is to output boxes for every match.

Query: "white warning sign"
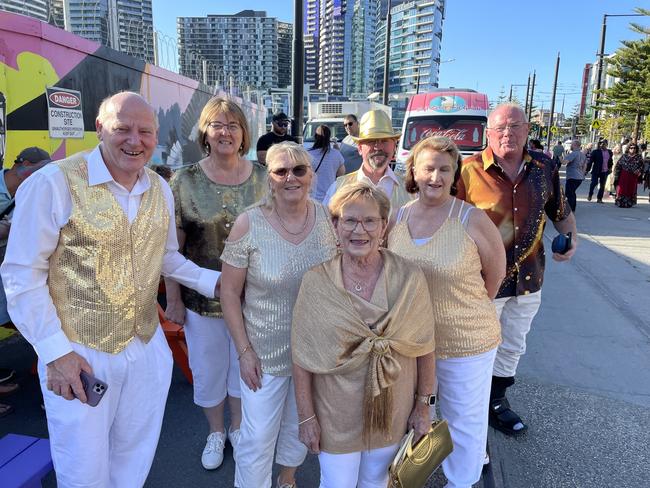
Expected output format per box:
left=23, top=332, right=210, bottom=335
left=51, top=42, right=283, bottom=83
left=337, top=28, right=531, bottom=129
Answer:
left=46, top=87, right=84, bottom=139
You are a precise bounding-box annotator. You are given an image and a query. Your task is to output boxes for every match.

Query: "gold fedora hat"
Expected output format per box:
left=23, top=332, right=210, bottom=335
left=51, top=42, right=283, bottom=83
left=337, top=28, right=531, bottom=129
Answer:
left=352, top=110, right=401, bottom=143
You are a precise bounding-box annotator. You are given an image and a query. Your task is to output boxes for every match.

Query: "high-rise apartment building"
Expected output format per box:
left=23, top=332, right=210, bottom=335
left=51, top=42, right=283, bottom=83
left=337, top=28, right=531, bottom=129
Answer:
left=374, top=0, right=445, bottom=94
left=317, top=0, right=352, bottom=96
left=0, top=0, right=48, bottom=22
left=178, top=11, right=289, bottom=90
left=304, top=0, right=321, bottom=89
left=57, top=0, right=154, bottom=62
left=348, top=0, right=379, bottom=97
left=278, top=21, right=293, bottom=89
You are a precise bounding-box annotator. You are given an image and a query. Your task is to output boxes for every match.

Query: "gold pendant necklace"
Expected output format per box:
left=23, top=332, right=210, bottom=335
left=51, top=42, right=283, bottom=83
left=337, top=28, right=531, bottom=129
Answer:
left=275, top=202, right=310, bottom=236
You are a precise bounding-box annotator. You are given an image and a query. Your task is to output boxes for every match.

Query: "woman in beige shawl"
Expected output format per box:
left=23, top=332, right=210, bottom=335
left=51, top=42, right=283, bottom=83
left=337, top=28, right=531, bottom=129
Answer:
left=292, top=182, right=436, bottom=488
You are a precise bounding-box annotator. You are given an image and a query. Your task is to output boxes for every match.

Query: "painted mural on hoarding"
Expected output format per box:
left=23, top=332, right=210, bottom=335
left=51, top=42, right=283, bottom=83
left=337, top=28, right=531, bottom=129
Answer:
left=0, top=12, right=265, bottom=168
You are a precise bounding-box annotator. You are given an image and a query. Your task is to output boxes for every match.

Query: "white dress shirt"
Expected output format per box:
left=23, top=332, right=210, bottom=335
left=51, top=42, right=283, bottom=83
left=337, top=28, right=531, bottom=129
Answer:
left=322, top=164, right=401, bottom=207
left=0, top=146, right=219, bottom=365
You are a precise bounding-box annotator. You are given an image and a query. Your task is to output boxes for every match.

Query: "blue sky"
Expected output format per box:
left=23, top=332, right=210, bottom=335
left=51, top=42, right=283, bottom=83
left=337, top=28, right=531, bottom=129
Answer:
left=152, top=0, right=647, bottom=115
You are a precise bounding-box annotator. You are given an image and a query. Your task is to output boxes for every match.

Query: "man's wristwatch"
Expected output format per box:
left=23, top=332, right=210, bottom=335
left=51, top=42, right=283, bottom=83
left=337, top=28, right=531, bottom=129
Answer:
left=415, top=393, right=436, bottom=406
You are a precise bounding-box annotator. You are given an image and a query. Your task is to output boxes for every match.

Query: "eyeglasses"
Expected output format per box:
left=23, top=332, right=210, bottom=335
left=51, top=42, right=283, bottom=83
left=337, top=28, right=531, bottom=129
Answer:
left=487, top=123, right=526, bottom=133
left=344, top=122, right=355, bottom=127
left=275, top=121, right=289, bottom=128
left=208, top=122, right=241, bottom=132
left=339, top=217, right=383, bottom=232
left=270, top=164, right=309, bottom=178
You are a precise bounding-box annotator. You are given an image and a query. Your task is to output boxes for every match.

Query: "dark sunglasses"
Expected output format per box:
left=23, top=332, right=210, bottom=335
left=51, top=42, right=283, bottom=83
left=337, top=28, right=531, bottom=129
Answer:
left=344, top=122, right=355, bottom=127
left=270, top=164, right=309, bottom=178
left=275, top=121, right=289, bottom=128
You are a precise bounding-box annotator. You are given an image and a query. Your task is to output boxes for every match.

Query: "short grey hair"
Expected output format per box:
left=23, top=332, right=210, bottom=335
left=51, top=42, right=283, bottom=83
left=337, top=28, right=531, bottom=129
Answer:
left=96, top=91, right=159, bottom=130
left=488, top=102, right=529, bottom=124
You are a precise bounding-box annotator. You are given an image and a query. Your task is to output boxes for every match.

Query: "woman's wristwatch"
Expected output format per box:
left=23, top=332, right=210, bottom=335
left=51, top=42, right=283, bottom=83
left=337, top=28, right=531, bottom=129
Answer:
left=415, top=393, right=436, bottom=406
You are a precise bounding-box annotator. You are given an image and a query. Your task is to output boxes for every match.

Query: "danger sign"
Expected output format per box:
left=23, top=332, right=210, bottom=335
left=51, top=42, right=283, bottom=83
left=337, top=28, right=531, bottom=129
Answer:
left=46, top=87, right=84, bottom=139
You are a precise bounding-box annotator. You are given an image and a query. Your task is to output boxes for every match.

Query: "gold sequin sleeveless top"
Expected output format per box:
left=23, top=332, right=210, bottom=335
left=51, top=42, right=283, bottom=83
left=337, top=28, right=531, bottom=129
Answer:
left=171, top=162, right=267, bottom=317
left=49, top=154, right=169, bottom=354
left=221, top=201, right=338, bottom=376
left=388, top=198, right=500, bottom=359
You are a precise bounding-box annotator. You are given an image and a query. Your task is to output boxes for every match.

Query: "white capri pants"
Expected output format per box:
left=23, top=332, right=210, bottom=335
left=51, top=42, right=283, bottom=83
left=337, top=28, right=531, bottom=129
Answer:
left=437, top=348, right=497, bottom=488
left=38, top=326, right=173, bottom=488
left=234, top=373, right=307, bottom=488
left=492, top=291, right=542, bottom=377
left=183, top=309, right=240, bottom=407
left=318, top=443, right=400, bottom=488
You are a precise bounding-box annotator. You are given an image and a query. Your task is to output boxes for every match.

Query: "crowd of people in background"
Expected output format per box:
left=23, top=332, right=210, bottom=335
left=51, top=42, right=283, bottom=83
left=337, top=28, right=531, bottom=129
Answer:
left=1, top=92, right=649, bottom=488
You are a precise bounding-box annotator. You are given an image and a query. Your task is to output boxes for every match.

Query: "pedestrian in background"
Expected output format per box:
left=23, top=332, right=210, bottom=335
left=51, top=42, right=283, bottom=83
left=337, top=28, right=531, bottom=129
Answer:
left=563, top=140, right=587, bottom=212
left=293, top=183, right=435, bottom=488
left=587, top=139, right=613, bottom=203
left=552, top=140, right=564, bottom=168
left=340, top=114, right=363, bottom=173
left=390, top=137, right=505, bottom=487
left=614, top=142, right=644, bottom=208
left=220, top=142, right=337, bottom=488
left=256, top=112, right=298, bottom=165
left=456, top=103, right=576, bottom=437
left=605, top=143, right=622, bottom=197
left=164, top=97, right=267, bottom=470
left=307, top=125, right=345, bottom=202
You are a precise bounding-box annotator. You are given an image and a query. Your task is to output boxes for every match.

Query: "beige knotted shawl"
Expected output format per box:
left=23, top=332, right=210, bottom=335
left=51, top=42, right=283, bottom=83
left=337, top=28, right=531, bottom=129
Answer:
left=292, top=250, right=435, bottom=442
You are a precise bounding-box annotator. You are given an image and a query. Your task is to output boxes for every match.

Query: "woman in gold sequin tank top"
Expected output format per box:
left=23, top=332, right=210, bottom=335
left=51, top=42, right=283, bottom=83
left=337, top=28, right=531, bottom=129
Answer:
left=388, top=137, right=506, bottom=488
left=164, top=98, right=267, bottom=471
left=221, top=142, right=338, bottom=488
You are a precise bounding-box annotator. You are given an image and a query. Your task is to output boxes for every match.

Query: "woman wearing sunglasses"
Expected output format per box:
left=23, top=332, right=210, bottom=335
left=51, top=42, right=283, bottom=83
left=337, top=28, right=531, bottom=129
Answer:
left=220, top=142, right=338, bottom=488
left=614, top=142, right=644, bottom=208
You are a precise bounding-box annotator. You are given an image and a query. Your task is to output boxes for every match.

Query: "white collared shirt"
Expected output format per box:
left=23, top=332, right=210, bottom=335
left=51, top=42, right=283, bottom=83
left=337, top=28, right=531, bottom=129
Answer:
left=322, top=164, right=400, bottom=207
left=0, top=146, right=219, bottom=364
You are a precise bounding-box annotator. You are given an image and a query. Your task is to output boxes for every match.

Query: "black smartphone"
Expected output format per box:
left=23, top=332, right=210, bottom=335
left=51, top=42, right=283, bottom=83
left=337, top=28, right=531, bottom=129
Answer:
left=551, top=232, right=572, bottom=254
left=79, top=371, right=108, bottom=407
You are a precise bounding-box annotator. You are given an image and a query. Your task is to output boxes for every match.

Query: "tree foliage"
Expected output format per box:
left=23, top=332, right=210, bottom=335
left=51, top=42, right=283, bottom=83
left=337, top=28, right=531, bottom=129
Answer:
left=596, top=8, right=650, bottom=138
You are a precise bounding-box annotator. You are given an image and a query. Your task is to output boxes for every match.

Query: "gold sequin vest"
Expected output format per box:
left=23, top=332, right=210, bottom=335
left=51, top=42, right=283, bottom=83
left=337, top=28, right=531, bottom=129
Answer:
left=49, top=154, right=169, bottom=354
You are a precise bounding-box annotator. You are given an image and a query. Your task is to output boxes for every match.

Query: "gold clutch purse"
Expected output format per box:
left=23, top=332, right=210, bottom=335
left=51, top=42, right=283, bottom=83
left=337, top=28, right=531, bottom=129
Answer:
left=388, top=420, right=454, bottom=488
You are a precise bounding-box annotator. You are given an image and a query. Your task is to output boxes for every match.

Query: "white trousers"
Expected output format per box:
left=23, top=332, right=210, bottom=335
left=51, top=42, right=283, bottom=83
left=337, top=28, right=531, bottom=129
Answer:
left=492, top=291, right=542, bottom=377
left=183, top=309, right=240, bottom=407
left=318, top=443, right=399, bottom=488
left=38, top=326, right=173, bottom=488
left=437, top=348, right=497, bottom=488
left=234, top=374, right=307, bottom=488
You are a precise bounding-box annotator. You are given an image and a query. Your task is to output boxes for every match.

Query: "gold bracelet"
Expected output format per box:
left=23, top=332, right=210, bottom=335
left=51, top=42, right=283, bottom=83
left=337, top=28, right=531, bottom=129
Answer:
left=238, top=344, right=252, bottom=360
left=298, top=414, right=316, bottom=426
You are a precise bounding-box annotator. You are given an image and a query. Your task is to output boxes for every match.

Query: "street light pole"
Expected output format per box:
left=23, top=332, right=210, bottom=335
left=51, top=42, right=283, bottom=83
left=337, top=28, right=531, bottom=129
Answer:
left=382, top=0, right=392, bottom=105
left=528, top=70, right=536, bottom=121
left=524, top=73, right=531, bottom=115
left=546, top=52, right=560, bottom=149
left=291, top=0, right=304, bottom=142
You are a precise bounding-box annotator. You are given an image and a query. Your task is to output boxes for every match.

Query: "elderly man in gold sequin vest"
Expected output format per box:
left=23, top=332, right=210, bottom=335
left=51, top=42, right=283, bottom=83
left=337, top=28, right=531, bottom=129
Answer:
left=1, top=92, right=220, bottom=488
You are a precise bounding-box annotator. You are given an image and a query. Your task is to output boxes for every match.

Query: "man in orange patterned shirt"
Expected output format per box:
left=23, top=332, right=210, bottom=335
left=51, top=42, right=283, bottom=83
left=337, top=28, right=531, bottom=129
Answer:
left=456, top=103, right=577, bottom=437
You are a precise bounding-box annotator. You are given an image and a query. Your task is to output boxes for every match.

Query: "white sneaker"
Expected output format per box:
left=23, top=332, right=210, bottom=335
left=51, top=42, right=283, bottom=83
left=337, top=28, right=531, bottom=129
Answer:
left=201, top=431, right=225, bottom=470
left=228, top=427, right=241, bottom=454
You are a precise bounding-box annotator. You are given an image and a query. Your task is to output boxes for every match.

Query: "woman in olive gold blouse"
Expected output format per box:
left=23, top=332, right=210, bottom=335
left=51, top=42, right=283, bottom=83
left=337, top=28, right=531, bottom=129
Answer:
left=164, top=97, right=266, bottom=470
left=388, top=137, right=506, bottom=488
left=220, top=142, right=338, bottom=488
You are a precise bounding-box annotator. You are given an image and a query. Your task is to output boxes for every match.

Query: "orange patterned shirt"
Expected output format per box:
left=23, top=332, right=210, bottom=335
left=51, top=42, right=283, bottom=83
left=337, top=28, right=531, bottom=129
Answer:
left=456, top=147, right=571, bottom=298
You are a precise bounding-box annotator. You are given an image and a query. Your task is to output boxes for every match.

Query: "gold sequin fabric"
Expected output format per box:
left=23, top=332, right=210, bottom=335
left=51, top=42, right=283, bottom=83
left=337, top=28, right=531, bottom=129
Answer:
left=49, top=155, right=169, bottom=354
left=388, top=202, right=500, bottom=359
left=221, top=202, right=338, bottom=376
left=170, top=162, right=266, bottom=317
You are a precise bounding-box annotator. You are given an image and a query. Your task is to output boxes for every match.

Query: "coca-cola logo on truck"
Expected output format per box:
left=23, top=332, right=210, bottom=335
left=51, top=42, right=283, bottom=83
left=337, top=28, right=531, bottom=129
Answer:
left=48, top=91, right=81, bottom=109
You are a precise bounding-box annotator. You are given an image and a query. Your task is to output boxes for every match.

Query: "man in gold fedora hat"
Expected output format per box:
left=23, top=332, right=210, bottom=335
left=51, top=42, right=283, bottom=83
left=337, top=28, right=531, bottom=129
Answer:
left=322, top=110, right=412, bottom=210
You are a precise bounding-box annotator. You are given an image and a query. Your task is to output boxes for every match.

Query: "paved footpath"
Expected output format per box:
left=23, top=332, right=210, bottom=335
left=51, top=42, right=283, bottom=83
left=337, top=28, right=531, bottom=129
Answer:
left=1, top=180, right=648, bottom=487
left=487, top=181, right=650, bottom=488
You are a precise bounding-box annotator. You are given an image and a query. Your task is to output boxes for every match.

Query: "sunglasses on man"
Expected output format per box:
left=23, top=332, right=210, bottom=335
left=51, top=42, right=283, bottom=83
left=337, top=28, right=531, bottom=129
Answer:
left=275, top=121, right=289, bottom=128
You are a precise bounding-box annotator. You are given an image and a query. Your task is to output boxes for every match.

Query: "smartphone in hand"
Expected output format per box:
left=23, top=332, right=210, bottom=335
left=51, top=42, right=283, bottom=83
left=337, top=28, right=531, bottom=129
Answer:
left=79, top=371, right=108, bottom=407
